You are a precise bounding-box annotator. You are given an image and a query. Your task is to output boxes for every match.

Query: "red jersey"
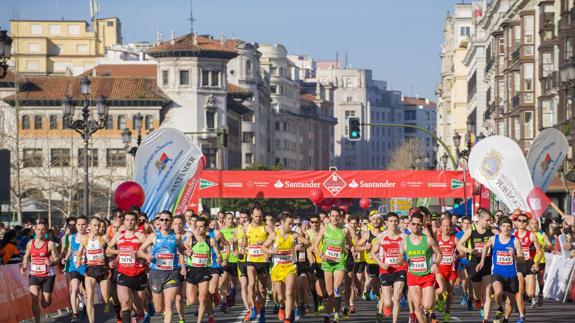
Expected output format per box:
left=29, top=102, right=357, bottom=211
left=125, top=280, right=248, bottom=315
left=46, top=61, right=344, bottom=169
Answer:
left=117, top=233, right=146, bottom=277
left=30, top=240, right=52, bottom=277
left=513, top=230, right=535, bottom=261
left=379, top=234, right=407, bottom=274
left=437, top=234, right=456, bottom=267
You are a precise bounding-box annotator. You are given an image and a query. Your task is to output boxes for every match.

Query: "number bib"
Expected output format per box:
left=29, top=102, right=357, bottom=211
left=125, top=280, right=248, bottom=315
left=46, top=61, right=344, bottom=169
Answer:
left=440, top=255, right=454, bottom=265
left=30, top=262, right=47, bottom=275
left=384, top=256, right=398, bottom=265
left=248, top=245, right=263, bottom=257
left=156, top=252, right=175, bottom=270
left=409, top=256, right=428, bottom=273
left=119, top=253, right=135, bottom=265
left=86, top=248, right=105, bottom=265
left=496, top=251, right=513, bottom=265
left=297, top=251, right=307, bottom=262
left=475, top=242, right=486, bottom=254
left=191, top=253, right=209, bottom=267
left=274, top=250, right=293, bottom=265
left=325, top=246, right=342, bottom=262
left=73, top=251, right=85, bottom=265
left=522, top=248, right=530, bottom=260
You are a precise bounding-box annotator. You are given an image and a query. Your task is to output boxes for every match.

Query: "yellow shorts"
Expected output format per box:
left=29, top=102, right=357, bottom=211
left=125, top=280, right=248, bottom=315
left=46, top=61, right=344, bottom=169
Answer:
left=271, top=264, right=296, bottom=282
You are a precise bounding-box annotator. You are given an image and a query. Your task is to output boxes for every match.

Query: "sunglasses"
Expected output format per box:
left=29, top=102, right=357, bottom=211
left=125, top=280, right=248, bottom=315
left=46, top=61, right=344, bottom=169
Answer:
left=516, top=219, right=528, bottom=223
left=411, top=222, right=423, bottom=227
left=310, top=221, right=318, bottom=224
left=158, top=218, right=170, bottom=223
left=139, top=219, right=147, bottom=223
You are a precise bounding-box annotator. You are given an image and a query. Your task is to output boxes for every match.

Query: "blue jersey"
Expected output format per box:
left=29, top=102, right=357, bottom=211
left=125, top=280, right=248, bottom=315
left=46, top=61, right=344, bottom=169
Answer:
left=209, top=229, right=221, bottom=269
left=491, top=234, right=517, bottom=278
left=67, top=234, right=86, bottom=275
left=150, top=230, right=180, bottom=270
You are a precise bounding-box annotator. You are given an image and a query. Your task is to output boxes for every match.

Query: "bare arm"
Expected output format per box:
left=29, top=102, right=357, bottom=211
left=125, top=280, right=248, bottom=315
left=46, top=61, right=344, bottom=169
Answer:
left=137, top=232, right=156, bottom=262
left=370, top=234, right=386, bottom=269
left=106, top=233, right=120, bottom=257
left=457, top=229, right=473, bottom=254
left=20, top=241, right=32, bottom=274
left=312, top=227, right=326, bottom=261
left=477, top=236, right=494, bottom=270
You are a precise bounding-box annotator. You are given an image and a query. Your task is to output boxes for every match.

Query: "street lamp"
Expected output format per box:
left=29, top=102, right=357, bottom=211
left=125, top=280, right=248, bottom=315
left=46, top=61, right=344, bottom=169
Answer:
left=0, top=28, right=13, bottom=79
left=122, top=113, right=144, bottom=156
left=441, top=152, right=449, bottom=169
left=62, top=77, right=109, bottom=216
left=452, top=132, right=462, bottom=150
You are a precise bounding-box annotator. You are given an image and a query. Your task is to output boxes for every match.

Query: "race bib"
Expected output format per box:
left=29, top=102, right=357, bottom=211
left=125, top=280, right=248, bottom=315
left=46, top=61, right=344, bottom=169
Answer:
left=73, top=251, right=85, bottom=265
left=384, top=256, right=398, bottom=265
left=409, top=256, right=428, bottom=273
left=297, top=251, right=307, bottom=262
left=191, top=254, right=209, bottom=267
left=496, top=251, right=513, bottom=265
left=440, top=255, right=454, bottom=265
left=522, top=248, right=530, bottom=260
left=30, top=263, right=47, bottom=275
left=274, top=250, right=293, bottom=265
left=475, top=242, right=486, bottom=253
left=119, top=253, right=135, bottom=265
left=156, top=252, right=175, bottom=270
left=248, top=245, right=263, bottom=257
left=325, top=246, right=342, bottom=262
left=86, top=248, right=105, bottom=265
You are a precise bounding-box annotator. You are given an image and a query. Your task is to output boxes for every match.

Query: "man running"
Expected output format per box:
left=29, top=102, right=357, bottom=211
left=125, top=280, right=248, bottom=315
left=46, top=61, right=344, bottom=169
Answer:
left=63, top=216, right=88, bottom=322
left=220, top=212, right=240, bottom=312
left=435, top=217, right=459, bottom=322
left=455, top=216, right=472, bottom=308
left=307, top=214, right=326, bottom=314
left=21, top=220, right=59, bottom=323
left=531, top=217, right=551, bottom=307
left=138, top=211, right=186, bottom=323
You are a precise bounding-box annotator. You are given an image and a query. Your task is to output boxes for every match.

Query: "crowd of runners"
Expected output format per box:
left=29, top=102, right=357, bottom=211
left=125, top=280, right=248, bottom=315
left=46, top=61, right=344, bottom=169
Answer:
left=15, top=203, right=570, bottom=323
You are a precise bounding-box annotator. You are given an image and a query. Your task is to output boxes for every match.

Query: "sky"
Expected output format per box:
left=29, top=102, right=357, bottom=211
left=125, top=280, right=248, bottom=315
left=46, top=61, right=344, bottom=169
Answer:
left=1, top=0, right=462, bottom=99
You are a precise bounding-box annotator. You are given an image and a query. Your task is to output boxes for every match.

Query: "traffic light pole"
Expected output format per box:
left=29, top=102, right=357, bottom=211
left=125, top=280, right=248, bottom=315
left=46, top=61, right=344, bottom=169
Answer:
left=361, top=123, right=458, bottom=170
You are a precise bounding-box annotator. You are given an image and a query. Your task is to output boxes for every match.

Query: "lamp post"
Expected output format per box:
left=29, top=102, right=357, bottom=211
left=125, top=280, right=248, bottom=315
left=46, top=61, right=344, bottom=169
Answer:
left=0, top=28, right=13, bottom=78
left=62, top=77, right=109, bottom=216
left=441, top=152, right=449, bottom=170
left=121, top=113, right=144, bottom=156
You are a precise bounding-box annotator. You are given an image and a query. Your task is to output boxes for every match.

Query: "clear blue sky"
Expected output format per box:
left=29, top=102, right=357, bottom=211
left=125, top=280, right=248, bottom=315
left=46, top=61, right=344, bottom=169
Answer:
left=1, top=0, right=462, bottom=99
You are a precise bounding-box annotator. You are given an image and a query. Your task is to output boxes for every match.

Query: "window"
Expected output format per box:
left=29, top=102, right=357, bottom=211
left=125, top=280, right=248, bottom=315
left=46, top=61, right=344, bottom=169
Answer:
left=49, top=115, right=58, bottom=129
left=78, top=149, right=98, bottom=167
left=22, top=115, right=30, bottom=129
left=26, top=60, right=40, bottom=71
left=270, top=85, right=277, bottom=94
left=54, top=62, right=70, bottom=72
left=275, top=121, right=280, bottom=130
left=566, top=37, right=573, bottom=59
left=179, top=70, right=189, bottom=85
left=34, top=115, right=42, bottom=129
left=242, top=132, right=255, bottom=144
left=542, top=100, right=555, bottom=128
left=201, top=70, right=210, bottom=86
left=211, top=71, right=220, bottom=87
left=49, top=24, right=61, bottom=34
left=206, top=111, right=215, bottom=129
left=50, top=149, right=70, bottom=167
left=68, top=24, right=80, bottom=35
left=523, top=111, right=533, bottom=139
left=404, top=110, right=416, bottom=120
left=523, top=63, right=533, bottom=102
left=460, top=26, right=470, bottom=37
left=117, top=115, right=126, bottom=129
left=76, top=44, right=88, bottom=54
left=245, top=153, right=253, bottom=164
left=162, top=70, right=169, bottom=86
left=542, top=52, right=554, bottom=77
left=106, top=149, right=126, bottom=167
left=513, top=25, right=521, bottom=49
left=514, top=117, right=521, bottom=140
left=107, top=21, right=114, bottom=26
left=145, top=115, right=154, bottom=130
left=30, top=24, right=42, bottom=35
left=28, top=43, right=40, bottom=53
left=425, top=111, right=430, bottom=120
left=62, top=116, right=69, bottom=129
left=246, top=60, right=252, bottom=76
left=23, top=149, right=43, bottom=167
left=523, top=15, right=533, bottom=44
left=105, top=115, right=113, bottom=129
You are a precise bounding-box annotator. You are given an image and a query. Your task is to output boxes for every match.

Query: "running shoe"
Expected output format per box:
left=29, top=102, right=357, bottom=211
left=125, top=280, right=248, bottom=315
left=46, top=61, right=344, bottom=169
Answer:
left=516, top=315, right=526, bottom=323
left=294, top=307, right=302, bottom=321
left=475, top=300, right=482, bottom=310
left=408, top=312, right=417, bottom=323
left=273, top=304, right=279, bottom=315
left=444, top=312, right=451, bottom=322
left=429, top=311, right=438, bottom=323
left=221, top=302, right=229, bottom=313
left=258, top=308, right=266, bottom=323
left=318, top=303, right=325, bottom=312
left=334, top=311, right=340, bottom=322
left=400, top=295, right=407, bottom=308
left=460, top=293, right=467, bottom=306
left=383, top=306, right=391, bottom=317
left=179, top=320, right=185, bottom=323
left=70, top=313, right=79, bottom=323
left=467, top=298, right=473, bottom=311
left=530, top=297, right=537, bottom=309
left=437, top=297, right=445, bottom=312
left=243, top=311, right=251, bottom=322
left=249, top=307, right=257, bottom=320
left=369, top=290, right=377, bottom=301
left=537, top=293, right=544, bottom=307
left=207, top=316, right=215, bottom=323
left=278, top=307, right=285, bottom=321
left=480, top=308, right=484, bottom=320
left=375, top=312, right=384, bottom=322
left=362, top=291, right=370, bottom=300
left=494, top=308, right=503, bottom=323
left=350, top=304, right=356, bottom=313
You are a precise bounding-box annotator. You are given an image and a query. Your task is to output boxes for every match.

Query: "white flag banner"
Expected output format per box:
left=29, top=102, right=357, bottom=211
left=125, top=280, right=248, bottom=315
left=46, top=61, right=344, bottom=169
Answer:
left=526, top=128, right=569, bottom=192
left=468, top=135, right=533, bottom=211
left=543, top=252, right=575, bottom=301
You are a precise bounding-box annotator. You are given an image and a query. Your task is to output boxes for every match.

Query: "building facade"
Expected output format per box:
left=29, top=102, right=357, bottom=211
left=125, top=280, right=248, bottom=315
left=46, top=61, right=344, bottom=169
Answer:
left=401, top=96, right=438, bottom=169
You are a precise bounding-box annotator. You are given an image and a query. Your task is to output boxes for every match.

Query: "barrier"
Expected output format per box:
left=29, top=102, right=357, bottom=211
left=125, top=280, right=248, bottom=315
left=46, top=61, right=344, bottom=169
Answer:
left=0, top=264, right=70, bottom=323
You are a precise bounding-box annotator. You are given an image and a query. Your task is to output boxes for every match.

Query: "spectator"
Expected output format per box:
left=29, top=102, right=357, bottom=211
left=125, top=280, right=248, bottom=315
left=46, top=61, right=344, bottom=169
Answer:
left=0, top=230, right=22, bottom=264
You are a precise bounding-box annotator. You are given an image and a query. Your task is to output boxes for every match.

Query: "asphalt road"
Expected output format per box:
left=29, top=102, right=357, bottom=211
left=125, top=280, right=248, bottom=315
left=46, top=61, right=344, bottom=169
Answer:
left=28, top=287, right=575, bottom=322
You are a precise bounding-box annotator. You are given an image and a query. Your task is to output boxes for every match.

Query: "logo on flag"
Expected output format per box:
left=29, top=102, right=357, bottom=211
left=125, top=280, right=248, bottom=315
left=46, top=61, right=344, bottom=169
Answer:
left=322, top=172, right=347, bottom=196
left=451, top=179, right=463, bottom=190
left=480, top=149, right=503, bottom=180
left=154, top=152, right=171, bottom=173
left=200, top=179, right=217, bottom=190
left=540, top=153, right=552, bottom=172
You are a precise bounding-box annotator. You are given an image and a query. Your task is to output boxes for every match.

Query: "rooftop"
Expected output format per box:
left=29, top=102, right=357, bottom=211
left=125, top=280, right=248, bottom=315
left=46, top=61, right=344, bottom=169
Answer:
left=80, top=64, right=157, bottom=78
left=401, top=96, right=436, bottom=108
left=147, top=33, right=239, bottom=60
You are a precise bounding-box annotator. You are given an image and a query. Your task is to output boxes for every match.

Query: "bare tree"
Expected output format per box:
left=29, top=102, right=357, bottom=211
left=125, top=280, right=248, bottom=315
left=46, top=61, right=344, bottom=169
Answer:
left=386, top=138, right=426, bottom=170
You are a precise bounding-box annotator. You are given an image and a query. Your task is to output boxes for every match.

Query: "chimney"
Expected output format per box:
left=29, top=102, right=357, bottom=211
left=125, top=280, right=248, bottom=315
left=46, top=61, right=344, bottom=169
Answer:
left=192, top=32, right=198, bottom=46
left=156, top=29, right=163, bottom=46
left=220, top=33, right=226, bottom=46
left=170, top=31, right=176, bottom=45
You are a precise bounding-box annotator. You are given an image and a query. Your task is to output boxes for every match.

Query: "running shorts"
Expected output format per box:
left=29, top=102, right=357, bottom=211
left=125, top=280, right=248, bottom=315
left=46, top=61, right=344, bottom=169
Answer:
left=238, top=262, right=248, bottom=277
left=321, top=261, right=346, bottom=273
left=149, top=269, right=183, bottom=294
left=311, top=263, right=324, bottom=280
left=223, top=262, right=238, bottom=277
left=29, top=275, right=56, bottom=293
left=85, top=265, right=110, bottom=283
left=186, top=267, right=212, bottom=285
left=379, top=270, right=406, bottom=287
left=492, top=274, right=519, bottom=294
left=367, top=264, right=380, bottom=278
left=116, top=271, right=147, bottom=291
left=296, top=262, right=310, bottom=276
left=407, top=272, right=435, bottom=288
left=468, top=257, right=491, bottom=283
left=517, top=260, right=536, bottom=277
left=437, top=264, right=457, bottom=282
left=271, top=264, right=297, bottom=282
left=353, top=261, right=366, bottom=274
left=247, top=262, right=269, bottom=276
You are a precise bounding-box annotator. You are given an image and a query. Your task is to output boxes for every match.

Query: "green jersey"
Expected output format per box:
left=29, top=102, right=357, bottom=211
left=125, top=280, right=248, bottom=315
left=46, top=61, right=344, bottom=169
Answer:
left=406, top=234, right=432, bottom=276
left=186, top=235, right=212, bottom=268
left=220, top=227, right=238, bottom=263
left=322, top=223, right=347, bottom=263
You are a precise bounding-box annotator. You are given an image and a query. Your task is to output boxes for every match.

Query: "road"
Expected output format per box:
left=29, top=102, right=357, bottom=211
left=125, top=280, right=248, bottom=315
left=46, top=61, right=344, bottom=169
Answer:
left=28, top=288, right=575, bottom=322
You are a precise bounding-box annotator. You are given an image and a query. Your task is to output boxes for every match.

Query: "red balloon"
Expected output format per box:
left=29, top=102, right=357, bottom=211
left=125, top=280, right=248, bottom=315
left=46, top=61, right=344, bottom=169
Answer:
left=309, top=188, right=323, bottom=204
left=359, top=198, right=371, bottom=209
left=114, top=181, right=145, bottom=212
left=339, top=205, right=349, bottom=213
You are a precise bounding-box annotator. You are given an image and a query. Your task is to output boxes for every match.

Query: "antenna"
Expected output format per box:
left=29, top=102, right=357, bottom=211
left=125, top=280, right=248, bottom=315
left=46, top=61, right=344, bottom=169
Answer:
left=189, top=0, right=196, bottom=34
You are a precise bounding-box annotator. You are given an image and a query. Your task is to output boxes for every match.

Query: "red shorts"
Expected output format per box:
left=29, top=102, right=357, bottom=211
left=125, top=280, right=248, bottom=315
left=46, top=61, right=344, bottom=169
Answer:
left=407, top=272, right=435, bottom=288
left=437, top=264, right=457, bottom=282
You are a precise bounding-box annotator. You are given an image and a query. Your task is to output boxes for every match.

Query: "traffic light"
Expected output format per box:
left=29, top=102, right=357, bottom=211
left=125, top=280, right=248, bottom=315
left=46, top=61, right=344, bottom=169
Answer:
left=348, top=117, right=361, bottom=141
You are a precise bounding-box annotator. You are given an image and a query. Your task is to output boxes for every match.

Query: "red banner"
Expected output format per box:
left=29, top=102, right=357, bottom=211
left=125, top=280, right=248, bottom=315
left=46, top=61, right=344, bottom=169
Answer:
left=198, top=170, right=471, bottom=199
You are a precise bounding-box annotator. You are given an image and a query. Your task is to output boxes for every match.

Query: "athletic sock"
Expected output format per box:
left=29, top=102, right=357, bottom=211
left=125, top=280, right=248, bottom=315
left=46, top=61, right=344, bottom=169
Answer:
left=121, top=310, right=131, bottom=323
left=335, top=296, right=342, bottom=313
left=311, top=290, right=319, bottom=310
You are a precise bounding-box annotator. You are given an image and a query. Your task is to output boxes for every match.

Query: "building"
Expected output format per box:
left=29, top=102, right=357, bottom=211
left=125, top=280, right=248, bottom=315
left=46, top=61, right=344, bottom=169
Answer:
left=401, top=96, right=438, bottom=169
left=9, top=18, right=122, bottom=75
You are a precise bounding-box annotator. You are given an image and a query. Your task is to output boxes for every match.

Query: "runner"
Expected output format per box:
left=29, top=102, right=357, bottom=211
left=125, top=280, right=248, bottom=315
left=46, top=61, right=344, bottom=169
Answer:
left=236, top=209, right=252, bottom=321
left=184, top=210, right=197, bottom=233
left=63, top=215, right=88, bottom=322
left=292, top=217, right=311, bottom=320
left=370, top=212, right=406, bottom=323
left=75, top=217, right=111, bottom=323
left=530, top=217, right=551, bottom=307
left=401, top=211, right=442, bottom=323
left=207, top=217, right=227, bottom=318
left=455, top=216, right=472, bottom=309
left=138, top=210, right=186, bottom=323
left=21, top=220, right=59, bottom=323
left=312, top=207, right=356, bottom=323
left=106, top=211, right=148, bottom=323
left=172, top=215, right=187, bottom=323
left=475, top=217, right=525, bottom=323
left=348, top=215, right=364, bottom=315
left=361, top=211, right=383, bottom=303
left=220, top=212, right=240, bottom=313
left=307, top=214, right=326, bottom=314
left=262, top=211, right=309, bottom=323
left=435, top=216, right=459, bottom=322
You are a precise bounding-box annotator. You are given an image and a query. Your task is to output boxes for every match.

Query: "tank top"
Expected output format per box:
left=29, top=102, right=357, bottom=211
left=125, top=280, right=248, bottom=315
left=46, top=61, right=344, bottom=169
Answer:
left=364, top=228, right=380, bottom=265
left=322, top=223, right=346, bottom=263
left=513, top=230, right=535, bottom=261
left=30, top=240, right=53, bottom=277
left=379, top=234, right=407, bottom=274
left=491, top=234, right=518, bottom=278
left=83, top=235, right=106, bottom=266
left=273, top=228, right=295, bottom=266
left=535, top=231, right=546, bottom=263
left=438, top=235, right=457, bottom=267
left=468, top=225, right=493, bottom=259
left=307, top=229, right=322, bottom=264
left=246, top=224, right=268, bottom=263
left=68, top=234, right=86, bottom=274
left=237, top=225, right=247, bottom=263
left=117, top=233, right=146, bottom=277
left=187, top=234, right=212, bottom=268
left=406, top=234, right=432, bottom=276
left=150, top=230, right=180, bottom=271
left=220, top=227, right=238, bottom=263
left=209, top=229, right=221, bottom=268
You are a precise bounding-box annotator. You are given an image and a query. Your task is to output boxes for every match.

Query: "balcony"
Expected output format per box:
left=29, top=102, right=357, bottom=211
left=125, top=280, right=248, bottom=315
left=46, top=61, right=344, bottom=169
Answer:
left=512, top=94, right=520, bottom=109
left=542, top=71, right=558, bottom=92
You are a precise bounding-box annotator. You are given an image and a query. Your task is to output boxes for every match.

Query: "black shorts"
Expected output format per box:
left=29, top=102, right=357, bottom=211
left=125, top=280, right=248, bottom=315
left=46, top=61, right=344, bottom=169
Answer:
left=29, top=275, right=56, bottom=293
left=149, top=269, right=183, bottom=294
left=353, top=261, right=366, bottom=274
left=238, top=262, right=248, bottom=277
left=67, top=270, right=85, bottom=283
left=247, top=262, right=269, bottom=276
left=517, top=260, right=536, bottom=277
left=492, top=274, right=519, bottom=294
left=367, top=264, right=380, bottom=278
left=210, top=267, right=223, bottom=276
left=186, top=267, right=212, bottom=285
left=345, top=255, right=355, bottom=272
left=296, top=262, right=310, bottom=276
left=311, top=263, right=324, bottom=280
left=116, top=272, right=147, bottom=291
left=379, top=270, right=407, bottom=287
left=85, top=265, right=109, bottom=283
left=468, top=257, right=492, bottom=283
left=223, top=262, right=238, bottom=277
left=109, top=268, right=118, bottom=285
